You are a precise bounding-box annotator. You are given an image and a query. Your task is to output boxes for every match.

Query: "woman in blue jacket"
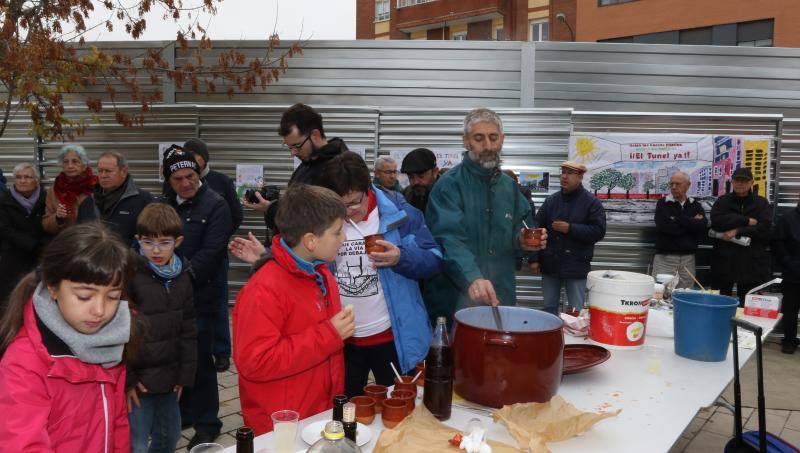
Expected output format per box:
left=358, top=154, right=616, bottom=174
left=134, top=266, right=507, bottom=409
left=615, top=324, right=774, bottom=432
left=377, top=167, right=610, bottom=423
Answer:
left=315, top=152, right=442, bottom=397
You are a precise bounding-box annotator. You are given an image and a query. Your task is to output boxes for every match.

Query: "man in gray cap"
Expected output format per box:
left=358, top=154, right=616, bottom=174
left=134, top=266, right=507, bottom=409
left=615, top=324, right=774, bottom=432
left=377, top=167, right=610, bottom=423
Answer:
left=710, top=166, right=772, bottom=306
left=401, top=147, right=440, bottom=213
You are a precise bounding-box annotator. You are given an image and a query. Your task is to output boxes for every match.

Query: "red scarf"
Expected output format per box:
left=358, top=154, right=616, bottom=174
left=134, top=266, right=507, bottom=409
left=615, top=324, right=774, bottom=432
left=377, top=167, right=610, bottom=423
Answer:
left=53, top=167, right=98, bottom=210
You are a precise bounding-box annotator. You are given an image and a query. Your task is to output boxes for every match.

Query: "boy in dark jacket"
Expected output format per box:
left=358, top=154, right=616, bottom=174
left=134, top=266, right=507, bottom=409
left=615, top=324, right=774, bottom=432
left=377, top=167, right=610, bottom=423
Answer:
left=233, top=184, right=355, bottom=435
left=127, top=203, right=197, bottom=453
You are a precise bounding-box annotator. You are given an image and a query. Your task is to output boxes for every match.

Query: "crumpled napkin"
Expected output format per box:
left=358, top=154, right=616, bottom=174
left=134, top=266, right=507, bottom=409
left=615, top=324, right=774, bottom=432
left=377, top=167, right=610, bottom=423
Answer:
left=560, top=312, right=590, bottom=337
left=492, top=395, right=620, bottom=453
left=372, top=405, right=520, bottom=453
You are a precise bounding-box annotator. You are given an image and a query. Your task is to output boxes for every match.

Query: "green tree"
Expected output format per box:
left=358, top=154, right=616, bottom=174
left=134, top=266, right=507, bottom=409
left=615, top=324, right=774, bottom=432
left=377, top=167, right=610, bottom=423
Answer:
left=596, top=168, right=623, bottom=198
left=619, top=173, right=636, bottom=199
left=643, top=179, right=655, bottom=199
left=589, top=172, right=606, bottom=196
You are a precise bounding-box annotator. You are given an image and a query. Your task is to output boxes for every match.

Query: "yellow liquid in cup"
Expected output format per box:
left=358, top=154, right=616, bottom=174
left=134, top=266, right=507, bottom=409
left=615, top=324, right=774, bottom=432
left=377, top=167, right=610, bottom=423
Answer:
left=274, top=421, right=297, bottom=453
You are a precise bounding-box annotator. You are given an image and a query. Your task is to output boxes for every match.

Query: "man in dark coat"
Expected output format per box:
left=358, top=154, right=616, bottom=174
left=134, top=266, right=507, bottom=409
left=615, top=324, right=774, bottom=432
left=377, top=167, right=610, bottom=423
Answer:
left=710, top=167, right=772, bottom=307
left=652, top=171, right=707, bottom=289
left=77, top=151, right=152, bottom=246
left=242, top=103, right=348, bottom=232
left=162, top=148, right=231, bottom=448
left=774, top=201, right=800, bottom=353
left=181, top=138, right=243, bottom=373
left=531, top=161, right=607, bottom=315
left=401, top=147, right=439, bottom=214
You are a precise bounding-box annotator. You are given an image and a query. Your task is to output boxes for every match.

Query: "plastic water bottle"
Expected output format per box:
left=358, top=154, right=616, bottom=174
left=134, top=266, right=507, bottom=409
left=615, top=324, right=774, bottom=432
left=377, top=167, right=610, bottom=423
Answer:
left=306, top=421, right=362, bottom=453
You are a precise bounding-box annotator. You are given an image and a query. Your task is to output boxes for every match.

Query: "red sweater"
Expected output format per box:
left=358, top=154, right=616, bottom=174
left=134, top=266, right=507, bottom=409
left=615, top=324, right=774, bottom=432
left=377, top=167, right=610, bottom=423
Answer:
left=233, top=236, right=345, bottom=434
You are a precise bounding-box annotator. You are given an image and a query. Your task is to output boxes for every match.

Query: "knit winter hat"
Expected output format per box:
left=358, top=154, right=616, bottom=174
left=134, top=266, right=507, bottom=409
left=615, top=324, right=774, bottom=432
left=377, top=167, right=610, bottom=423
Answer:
left=183, top=138, right=210, bottom=164
left=162, top=145, right=199, bottom=181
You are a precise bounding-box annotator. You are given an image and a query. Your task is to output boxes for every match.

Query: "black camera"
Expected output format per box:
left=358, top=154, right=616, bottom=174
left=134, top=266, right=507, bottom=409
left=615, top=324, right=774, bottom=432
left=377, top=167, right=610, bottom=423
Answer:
left=245, top=185, right=281, bottom=204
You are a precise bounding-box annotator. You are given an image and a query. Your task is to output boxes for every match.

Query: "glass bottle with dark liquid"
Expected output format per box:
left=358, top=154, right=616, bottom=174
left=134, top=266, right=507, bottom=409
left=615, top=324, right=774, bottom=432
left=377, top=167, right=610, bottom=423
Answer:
left=423, top=316, right=453, bottom=420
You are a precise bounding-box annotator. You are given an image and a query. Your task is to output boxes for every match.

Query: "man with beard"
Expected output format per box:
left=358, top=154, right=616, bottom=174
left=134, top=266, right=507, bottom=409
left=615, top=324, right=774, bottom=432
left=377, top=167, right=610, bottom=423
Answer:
left=530, top=161, right=606, bottom=315
left=423, top=108, right=545, bottom=324
left=242, top=103, right=349, bottom=233
left=400, top=148, right=439, bottom=214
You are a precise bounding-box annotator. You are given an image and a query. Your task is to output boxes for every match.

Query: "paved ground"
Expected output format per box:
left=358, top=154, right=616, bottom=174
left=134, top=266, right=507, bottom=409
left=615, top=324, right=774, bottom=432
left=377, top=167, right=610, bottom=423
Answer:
left=175, top=314, right=800, bottom=452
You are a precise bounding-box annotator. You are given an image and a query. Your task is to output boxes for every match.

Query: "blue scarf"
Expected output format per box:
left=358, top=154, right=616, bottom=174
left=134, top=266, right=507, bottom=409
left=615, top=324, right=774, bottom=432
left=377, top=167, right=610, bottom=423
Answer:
left=280, top=238, right=328, bottom=296
left=141, top=251, right=183, bottom=285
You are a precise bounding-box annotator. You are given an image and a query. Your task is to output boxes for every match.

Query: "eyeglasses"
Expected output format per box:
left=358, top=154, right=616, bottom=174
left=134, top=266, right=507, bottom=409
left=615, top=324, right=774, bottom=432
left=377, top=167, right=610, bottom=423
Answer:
left=14, top=174, right=37, bottom=180
left=139, top=239, right=177, bottom=251
left=344, top=193, right=366, bottom=210
left=283, top=135, right=311, bottom=150
left=377, top=169, right=398, bottom=175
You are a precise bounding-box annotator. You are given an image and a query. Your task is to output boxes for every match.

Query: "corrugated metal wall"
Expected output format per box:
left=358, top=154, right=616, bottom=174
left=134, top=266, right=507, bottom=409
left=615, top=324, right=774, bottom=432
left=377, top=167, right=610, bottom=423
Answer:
left=4, top=40, right=800, bottom=307
left=533, top=41, right=800, bottom=117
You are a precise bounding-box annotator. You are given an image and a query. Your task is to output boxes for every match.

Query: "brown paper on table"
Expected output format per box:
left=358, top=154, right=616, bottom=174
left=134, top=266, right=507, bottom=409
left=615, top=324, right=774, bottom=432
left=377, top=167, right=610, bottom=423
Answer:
left=373, top=405, right=521, bottom=453
left=492, top=395, right=620, bottom=453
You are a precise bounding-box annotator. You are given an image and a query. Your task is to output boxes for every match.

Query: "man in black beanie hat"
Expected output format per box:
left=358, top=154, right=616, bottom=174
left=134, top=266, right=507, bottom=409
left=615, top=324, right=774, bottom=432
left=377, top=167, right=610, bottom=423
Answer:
left=181, top=138, right=242, bottom=373
left=401, top=147, right=439, bottom=214
left=162, top=145, right=230, bottom=448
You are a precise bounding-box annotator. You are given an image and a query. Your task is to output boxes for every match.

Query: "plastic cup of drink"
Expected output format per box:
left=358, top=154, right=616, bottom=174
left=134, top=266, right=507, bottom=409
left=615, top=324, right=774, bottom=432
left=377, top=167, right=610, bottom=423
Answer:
left=271, top=409, right=300, bottom=453
left=189, top=443, right=224, bottom=453
left=646, top=344, right=663, bottom=375
left=522, top=228, right=544, bottom=248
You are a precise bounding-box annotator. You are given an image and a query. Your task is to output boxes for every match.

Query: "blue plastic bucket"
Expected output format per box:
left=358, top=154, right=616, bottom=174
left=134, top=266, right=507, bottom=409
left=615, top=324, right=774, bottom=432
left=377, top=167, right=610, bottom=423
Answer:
left=673, top=291, right=739, bottom=362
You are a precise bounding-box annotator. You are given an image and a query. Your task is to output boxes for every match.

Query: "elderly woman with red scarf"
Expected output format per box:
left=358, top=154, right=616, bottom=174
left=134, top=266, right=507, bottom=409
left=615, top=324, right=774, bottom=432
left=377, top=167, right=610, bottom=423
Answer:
left=42, top=145, right=98, bottom=234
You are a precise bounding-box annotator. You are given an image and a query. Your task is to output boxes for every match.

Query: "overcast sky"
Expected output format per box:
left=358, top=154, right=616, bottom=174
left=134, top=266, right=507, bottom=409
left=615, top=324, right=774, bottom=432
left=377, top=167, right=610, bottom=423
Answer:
left=82, top=0, right=356, bottom=42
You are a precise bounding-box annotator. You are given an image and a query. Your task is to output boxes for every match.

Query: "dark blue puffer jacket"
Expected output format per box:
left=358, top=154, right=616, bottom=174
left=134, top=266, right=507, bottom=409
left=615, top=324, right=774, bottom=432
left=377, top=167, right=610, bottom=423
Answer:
left=167, top=184, right=232, bottom=315
left=532, top=186, right=607, bottom=279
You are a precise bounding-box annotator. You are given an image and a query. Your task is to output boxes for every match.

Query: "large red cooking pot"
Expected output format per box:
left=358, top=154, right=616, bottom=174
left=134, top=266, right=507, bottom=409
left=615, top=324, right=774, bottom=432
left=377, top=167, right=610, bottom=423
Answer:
left=453, top=306, right=564, bottom=408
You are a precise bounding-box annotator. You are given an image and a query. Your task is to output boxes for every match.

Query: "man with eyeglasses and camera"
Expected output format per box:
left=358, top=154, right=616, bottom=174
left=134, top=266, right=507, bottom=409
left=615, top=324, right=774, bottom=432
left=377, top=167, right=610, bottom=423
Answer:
left=242, top=103, right=349, bottom=233
left=652, top=171, right=707, bottom=290
left=161, top=147, right=232, bottom=449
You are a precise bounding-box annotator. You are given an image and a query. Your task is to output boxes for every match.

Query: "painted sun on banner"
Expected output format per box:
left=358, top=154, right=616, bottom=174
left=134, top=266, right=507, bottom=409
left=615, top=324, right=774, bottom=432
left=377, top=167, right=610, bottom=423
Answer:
left=568, top=133, right=771, bottom=225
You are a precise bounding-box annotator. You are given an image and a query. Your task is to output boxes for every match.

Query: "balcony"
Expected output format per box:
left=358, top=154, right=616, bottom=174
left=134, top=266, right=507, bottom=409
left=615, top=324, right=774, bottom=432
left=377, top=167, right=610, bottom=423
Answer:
left=395, top=0, right=507, bottom=33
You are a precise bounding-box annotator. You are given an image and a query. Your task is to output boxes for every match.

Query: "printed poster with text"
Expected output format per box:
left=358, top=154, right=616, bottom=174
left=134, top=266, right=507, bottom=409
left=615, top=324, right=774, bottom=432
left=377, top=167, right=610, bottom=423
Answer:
left=568, top=133, right=771, bottom=225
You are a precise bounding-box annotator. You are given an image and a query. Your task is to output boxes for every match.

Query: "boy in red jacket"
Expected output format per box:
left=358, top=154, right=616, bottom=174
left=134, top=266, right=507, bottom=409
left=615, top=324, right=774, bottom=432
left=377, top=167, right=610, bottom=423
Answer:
left=233, top=185, right=355, bottom=434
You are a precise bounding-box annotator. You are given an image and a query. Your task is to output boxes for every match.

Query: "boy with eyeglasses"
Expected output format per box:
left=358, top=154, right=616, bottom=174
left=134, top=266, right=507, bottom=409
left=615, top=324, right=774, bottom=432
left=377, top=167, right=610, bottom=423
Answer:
left=127, top=203, right=197, bottom=453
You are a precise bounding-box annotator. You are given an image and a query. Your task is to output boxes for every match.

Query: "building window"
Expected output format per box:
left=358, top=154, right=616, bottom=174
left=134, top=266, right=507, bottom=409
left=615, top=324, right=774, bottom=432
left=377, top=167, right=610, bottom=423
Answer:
left=737, top=19, right=774, bottom=47
left=530, top=19, right=549, bottom=42
left=495, top=28, right=505, bottom=41
left=397, top=0, right=435, bottom=7
left=679, top=27, right=712, bottom=45
left=598, top=0, right=637, bottom=5
left=375, top=0, right=390, bottom=22
left=452, top=32, right=467, bottom=41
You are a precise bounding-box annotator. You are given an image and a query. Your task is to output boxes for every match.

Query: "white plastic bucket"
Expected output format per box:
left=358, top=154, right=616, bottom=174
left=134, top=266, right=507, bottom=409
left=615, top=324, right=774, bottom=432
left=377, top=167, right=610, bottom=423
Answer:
left=587, top=270, right=655, bottom=350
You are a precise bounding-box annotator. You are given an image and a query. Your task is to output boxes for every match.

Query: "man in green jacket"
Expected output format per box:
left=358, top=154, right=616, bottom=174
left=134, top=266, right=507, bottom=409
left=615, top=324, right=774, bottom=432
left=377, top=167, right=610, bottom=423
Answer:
left=424, top=108, right=546, bottom=323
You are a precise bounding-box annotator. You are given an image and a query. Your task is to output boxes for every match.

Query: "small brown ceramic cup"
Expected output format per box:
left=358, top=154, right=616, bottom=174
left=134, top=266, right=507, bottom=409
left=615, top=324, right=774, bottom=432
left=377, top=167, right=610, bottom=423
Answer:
left=522, top=228, right=544, bottom=248
left=381, top=398, right=408, bottom=429
left=363, top=384, right=388, bottom=414
left=414, top=362, right=425, bottom=387
left=393, top=375, right=417, bottom=397
left=390, top=389, right=415, bottom=412
left=350, top=395, right=376, bottom=425
left=364, top=234, right=386, bottom=254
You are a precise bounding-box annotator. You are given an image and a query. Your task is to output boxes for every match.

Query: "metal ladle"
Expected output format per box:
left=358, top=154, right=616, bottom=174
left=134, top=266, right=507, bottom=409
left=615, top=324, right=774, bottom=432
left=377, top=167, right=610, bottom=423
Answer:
left=492, top=305, right=504, bottom=331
